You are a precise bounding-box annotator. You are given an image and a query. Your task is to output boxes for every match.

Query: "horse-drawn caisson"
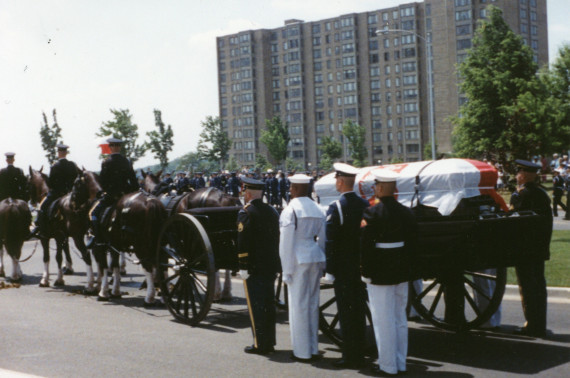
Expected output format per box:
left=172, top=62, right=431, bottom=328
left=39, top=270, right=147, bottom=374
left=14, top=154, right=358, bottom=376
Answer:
left=151, top=158, right=547, bottom=345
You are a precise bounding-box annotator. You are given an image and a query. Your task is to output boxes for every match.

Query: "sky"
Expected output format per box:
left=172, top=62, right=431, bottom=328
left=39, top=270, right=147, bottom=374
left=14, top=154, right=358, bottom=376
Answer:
left=1, top=0, right=569, bottom=172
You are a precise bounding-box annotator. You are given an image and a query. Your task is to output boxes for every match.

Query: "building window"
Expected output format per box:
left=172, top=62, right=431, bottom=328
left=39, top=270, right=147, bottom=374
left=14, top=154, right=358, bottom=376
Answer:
left=368, top=14, right=378, bottom=24
left=454, top=0, right=471, bottom=6
left=371, top=93, right=381, bottom=102
left=456, top=25, right=471, bottom=36
left=370, top=67, right=380, bottom=77
left=400, top=7, right=415, bottom=17
left=403, top=48, right=415, bottom=58
left=373, top=120, right=382, bottom=129
left=455, top=10, right=472, bottom=21
left=312, top=24, right=321, bottom=34
left=370, top=54, right=380, bottom=64
left=456, top=39, right=472, bottom=50
left=406, top=144, right=420, bottom=153
left=369, top=40, right=379, bottom=50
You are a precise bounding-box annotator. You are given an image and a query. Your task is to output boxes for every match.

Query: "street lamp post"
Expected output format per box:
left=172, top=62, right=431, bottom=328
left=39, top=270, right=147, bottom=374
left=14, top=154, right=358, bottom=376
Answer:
left=376, top=28, right=436, bottom=160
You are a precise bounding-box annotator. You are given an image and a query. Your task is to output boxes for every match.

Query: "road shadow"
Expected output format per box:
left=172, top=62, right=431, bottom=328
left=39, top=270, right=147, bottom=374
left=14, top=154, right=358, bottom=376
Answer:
left=408, top=326, right=570, bottom=375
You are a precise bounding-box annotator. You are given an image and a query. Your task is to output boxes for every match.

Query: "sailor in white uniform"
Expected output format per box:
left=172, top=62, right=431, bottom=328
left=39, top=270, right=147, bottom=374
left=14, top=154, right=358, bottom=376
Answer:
left=279, top=173, right=326, bottom=362
left=361, top=169, right=418, bottom=376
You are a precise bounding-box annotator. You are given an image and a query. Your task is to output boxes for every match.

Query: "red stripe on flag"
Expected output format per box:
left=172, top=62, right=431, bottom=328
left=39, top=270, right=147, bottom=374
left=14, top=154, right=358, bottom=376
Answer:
left=99, top=144, right=111, bottom=155
left=466, top=159, right=508, bottom=212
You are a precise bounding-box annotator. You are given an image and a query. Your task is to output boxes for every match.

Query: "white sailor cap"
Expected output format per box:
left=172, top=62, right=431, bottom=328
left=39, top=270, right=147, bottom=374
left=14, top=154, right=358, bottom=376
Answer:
left=289, top=173, right=312, bottom=184
left=372, top=169, right=399, bottom=183
left=333, top=162, right=359, bottom=177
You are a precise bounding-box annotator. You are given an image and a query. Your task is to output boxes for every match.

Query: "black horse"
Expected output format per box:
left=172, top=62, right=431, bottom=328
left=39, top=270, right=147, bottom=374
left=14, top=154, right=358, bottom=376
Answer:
left=0, top=198, right=31, bottom=281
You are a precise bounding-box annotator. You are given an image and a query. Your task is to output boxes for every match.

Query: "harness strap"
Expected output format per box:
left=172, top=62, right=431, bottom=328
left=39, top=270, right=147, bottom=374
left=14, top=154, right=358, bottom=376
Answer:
left=410, top=160, right=437, bottom=208
left=198, top=187, right=215, bottom=208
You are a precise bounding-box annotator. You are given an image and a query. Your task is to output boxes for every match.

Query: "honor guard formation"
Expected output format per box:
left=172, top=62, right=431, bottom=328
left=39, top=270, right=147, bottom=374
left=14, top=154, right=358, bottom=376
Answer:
left=0, top=143, right=560, bottom=376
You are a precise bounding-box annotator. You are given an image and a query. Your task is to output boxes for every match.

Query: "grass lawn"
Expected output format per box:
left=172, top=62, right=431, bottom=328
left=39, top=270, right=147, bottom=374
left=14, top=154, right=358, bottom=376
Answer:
left=506, top=229, right=570, bottom=287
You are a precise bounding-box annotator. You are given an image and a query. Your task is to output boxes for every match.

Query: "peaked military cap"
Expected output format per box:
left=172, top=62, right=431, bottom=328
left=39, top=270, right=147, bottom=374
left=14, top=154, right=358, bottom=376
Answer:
left=56, top=143, right=69, bottom=150
left=515, top=159, right=541, bottom=173
left=289, top=174, right=312, bottom=184
left=106, top=137, right=124, bottom=144
left=334, top=162, right=359, bottom=177
left=242, top=177, right=265, bottom=190
left=372, top=169, right=398, bottom=183
left=4, top=152, right=15, bottom=158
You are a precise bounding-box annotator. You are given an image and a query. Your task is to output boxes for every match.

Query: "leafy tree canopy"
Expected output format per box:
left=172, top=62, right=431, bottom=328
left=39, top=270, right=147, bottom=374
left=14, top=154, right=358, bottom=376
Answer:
left=260, top=116, right=290, bottom=166
left=342, top=119, right=368, bottom=167
left=97, top=108, right=147, bottom=163
left=146, top=109, right=174, bottom=169
left=39, top=109, right=63, bottom=165
left=197, top=116, right=231, bottom=169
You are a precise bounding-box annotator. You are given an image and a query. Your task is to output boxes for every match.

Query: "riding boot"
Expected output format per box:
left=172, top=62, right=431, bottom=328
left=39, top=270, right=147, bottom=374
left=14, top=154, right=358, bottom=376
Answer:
left=86, top=218, right=100, bottom=249
left=30, top=210, right=45, bottom=239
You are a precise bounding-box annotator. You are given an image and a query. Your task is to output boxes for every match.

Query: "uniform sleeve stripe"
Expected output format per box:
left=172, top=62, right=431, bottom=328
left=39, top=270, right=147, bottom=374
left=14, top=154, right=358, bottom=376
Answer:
left=238, top=253, right=249, bottom=258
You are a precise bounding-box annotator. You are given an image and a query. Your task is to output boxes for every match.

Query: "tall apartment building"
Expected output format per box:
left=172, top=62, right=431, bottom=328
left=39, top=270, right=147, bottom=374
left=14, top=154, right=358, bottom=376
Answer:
left=216, top=0, right=548, bottom=168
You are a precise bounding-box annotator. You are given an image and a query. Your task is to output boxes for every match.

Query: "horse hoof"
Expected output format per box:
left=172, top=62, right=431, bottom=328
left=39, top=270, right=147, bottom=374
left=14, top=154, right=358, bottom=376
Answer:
left=54, top=279, right=65, bottom=287
left=39, top=281, right=50, bottom=288
left=110, top=293, right=122, bottom=299
left=62, top=267, right=74, bottom=275
left=120, top=270, right=127, bottom=276
left=144, top=301, right=164, bottom=309
left=97, top=295, right=109, bottom=302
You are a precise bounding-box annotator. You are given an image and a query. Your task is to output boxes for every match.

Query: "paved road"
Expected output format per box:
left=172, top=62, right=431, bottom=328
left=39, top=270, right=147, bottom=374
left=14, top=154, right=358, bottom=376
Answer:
left=0, top=241, right=569, bottom=377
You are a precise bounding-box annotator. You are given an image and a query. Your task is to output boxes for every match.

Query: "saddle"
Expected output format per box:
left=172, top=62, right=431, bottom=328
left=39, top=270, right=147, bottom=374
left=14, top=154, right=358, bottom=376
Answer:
left=47, top=199, right=64, bottom=222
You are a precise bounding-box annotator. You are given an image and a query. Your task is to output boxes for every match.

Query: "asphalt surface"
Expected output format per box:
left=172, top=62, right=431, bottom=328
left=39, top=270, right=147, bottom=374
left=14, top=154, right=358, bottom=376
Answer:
left=0, top=238, right=569, bottom=377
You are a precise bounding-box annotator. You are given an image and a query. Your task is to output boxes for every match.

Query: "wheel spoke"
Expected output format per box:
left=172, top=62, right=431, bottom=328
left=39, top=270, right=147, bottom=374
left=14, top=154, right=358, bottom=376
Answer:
left=190, top=272, right=208, bottom=292
left=183, top=279, right=190, bottom=319
left=319, top=296, right=336, bottom=312
left=416, top=279, right=439, bottom=301
left=329, top=312, right=341, bottom=330
left=428, top=285, right=444, bottom=317
left=464, top=277, right=492, bottom=302
left=464, top=271, right=498, bottom=281
left=463, top=287, right=482, bottom=317
left=163, top=271, right=181, bottom=284
left=162, top=245, right=183, bottom=264
left=167, top=279, right=182, bottom=301
left=188, top=251, right=208, bottom=268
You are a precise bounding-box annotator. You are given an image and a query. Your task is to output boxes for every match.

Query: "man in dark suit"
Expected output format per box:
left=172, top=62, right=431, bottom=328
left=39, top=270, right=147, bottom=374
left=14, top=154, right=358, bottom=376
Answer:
left=0, top=152, right=28, bottom=201
left=325, top=163, right=369, bottom=369
left=89, top=137, right=139, bottom=247
left=237, top=177, right=281, bottom=355
left=33, top=144, right=78, bottom=238
left=511, top=159, right=553, bottom=338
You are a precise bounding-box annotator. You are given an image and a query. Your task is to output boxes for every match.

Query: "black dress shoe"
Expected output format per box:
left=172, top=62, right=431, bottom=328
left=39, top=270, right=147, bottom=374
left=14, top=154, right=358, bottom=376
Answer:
left=290, top=354, right=312, bottom=363
left=371, top=365, right=398, bottom=377
left=244, top=345, right=274, bottom=355
left=513, top=326, right=546, bottom=338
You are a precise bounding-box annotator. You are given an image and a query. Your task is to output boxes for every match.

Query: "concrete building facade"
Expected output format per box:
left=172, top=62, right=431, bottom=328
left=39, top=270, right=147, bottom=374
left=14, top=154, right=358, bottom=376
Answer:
left=216, top=0, right=548, bottom=169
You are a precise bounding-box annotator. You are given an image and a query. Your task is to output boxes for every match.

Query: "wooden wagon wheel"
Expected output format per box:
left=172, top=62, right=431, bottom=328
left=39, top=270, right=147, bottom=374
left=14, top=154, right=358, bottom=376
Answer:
left=156, top=213, right=216, bottom=325
left=409, top=267, right=507, bottom=331
left=318, top=282, right=375, bottom=350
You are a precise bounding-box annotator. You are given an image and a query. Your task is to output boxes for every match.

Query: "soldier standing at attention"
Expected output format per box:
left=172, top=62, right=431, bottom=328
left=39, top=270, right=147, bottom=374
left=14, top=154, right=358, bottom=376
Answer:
left=32, top=144, right=78, bottom=238
left=237, top=177, right=281, bottom=355
left=0, top=152, right=28, bottom=201
left=279, top=174, right=326, bottom=362
left=361, top=169, right=417, bottom=376
left=552, top=170, right=566, bottom=217
left=325, top=163, right=368, bottom=369
left=511, top=159, right=553, bottom=338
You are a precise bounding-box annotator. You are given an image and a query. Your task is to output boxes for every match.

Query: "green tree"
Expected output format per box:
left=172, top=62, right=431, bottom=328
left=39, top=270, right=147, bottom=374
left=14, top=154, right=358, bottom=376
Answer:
left=226, top=157, right=239, bottom=172
left=285, top=157, right=303, bottom=172
left=255, top=153, right=271, bottom=171
left=197, top=116, right=231, bottom=169
left=39, top=109, right=63, bottom=165
left=260, top=116, right=290, bottom=166
left=320, top=136, right=343, bottom=160
left=452, top=6, right=538, bottom=162
left=146, top=109, right=174, bottom=169
left=342, top=119, right=368, bottom=167
left=97, top=109, right=147, bottom=162
left=318, top=154, right=333, bottom=171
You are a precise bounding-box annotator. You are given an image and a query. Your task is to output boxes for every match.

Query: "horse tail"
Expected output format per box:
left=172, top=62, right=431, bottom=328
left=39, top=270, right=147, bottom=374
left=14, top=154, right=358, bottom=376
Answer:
left=1, top=200, right=31, bottom=259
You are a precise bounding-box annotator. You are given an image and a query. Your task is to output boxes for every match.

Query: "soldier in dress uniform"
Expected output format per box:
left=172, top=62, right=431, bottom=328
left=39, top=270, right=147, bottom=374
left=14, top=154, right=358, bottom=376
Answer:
left=0, top=152, right=28, bottom=201
left=552, top=170, right=567, bottom=217
left=237, top=177, right=281, bottom=355
left=325, top=163, right=369, bottom=369
left=32, top=144, right=78, bottom=238
left=194, top=172, right=206, bottom=189
left=511, top=159, right=553, bottom=338
left=279, top=174, right=326, bottom=362
left=228, top=172, right=240, bottom=197
left=176, top=172, right=191, bottom=193
left=89, top=138, right=139, bottom=247
left=361, top=169, right=418, bottom=376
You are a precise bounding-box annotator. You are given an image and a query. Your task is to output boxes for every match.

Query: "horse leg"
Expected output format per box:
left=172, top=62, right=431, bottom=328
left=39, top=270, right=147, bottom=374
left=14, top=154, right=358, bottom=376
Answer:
left=0, top=246, right=5, bottom=277
left=39, top=239, right=51, bottom=287
left=213, top=271, right=222, bottom=301
left=73, top=236, right=95, bottom=295
left=94, top=246, right=110, bottom=301
left=62, top=243, right=74, bottom=275
left=53, top=238, right=66, bottom=287
left=120, top=252, right=127, bottom=275
left=143, top=268, right=156, bottom=306
left=222, top=269, right=232, bottom=300
left=10, top=255, right=22, bottom=282
left=109, top=251, right=122, bottom=299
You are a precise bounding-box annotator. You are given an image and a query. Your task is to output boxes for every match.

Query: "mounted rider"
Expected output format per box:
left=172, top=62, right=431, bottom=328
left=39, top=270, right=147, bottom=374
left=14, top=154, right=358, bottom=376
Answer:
left=0, top=152, right=28, bottom=202
left=88, top=137, right=139, bottom=247
left=31, top=144, right=78, bottom=239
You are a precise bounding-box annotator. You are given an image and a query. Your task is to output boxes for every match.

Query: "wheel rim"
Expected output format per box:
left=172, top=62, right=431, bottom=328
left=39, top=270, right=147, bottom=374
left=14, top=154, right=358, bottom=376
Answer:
left=157, top=214, right=215, bottom=325
left=410, top=267, right=507, bottom=331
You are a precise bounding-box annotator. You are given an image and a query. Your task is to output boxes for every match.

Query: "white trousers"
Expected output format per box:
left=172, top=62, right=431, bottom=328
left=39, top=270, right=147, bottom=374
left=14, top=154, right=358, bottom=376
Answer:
left=367, top=282, right=408, bottom=374
left=473, top=268, right=502, bottom=327
left=287, top=262, right=323, bottom=359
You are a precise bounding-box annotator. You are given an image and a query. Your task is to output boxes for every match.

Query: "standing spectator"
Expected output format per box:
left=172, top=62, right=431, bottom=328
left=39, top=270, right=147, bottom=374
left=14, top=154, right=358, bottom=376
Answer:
left=325, top=163, right=369, bottom=369
left=279, top=174, right=326, bottom=362
left=361, top=169, right=418, bottom=376
left=277, top=171, right=288, bottom=208
left=176, top=172, right=191, bottom=193
left=237, top=177, right=281, bottom=355
left=552, top=170, right=567, bottom=217
left=564, top=167, right=570, bottom=221
left=511, top=160, right=553, bottom=337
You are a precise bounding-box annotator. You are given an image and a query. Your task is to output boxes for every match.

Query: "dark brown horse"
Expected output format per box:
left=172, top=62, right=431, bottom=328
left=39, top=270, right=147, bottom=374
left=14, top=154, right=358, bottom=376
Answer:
left=0, top=198, right=31, bottom=281
left=140, top=169, right=162, bottom=194
left=28, top=167, right=96, bottom=292
left=75, top=170, right=166, bottom=305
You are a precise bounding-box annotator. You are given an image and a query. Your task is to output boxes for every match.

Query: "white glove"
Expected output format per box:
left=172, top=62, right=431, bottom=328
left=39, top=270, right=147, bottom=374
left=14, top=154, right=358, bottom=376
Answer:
left=323, top=273, right=335, bottom=284
left=361, top=276, right=372, bottom=284
left=282, top=274, right=293, bottom=285
left=239, top=270, right=249, bottom=280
